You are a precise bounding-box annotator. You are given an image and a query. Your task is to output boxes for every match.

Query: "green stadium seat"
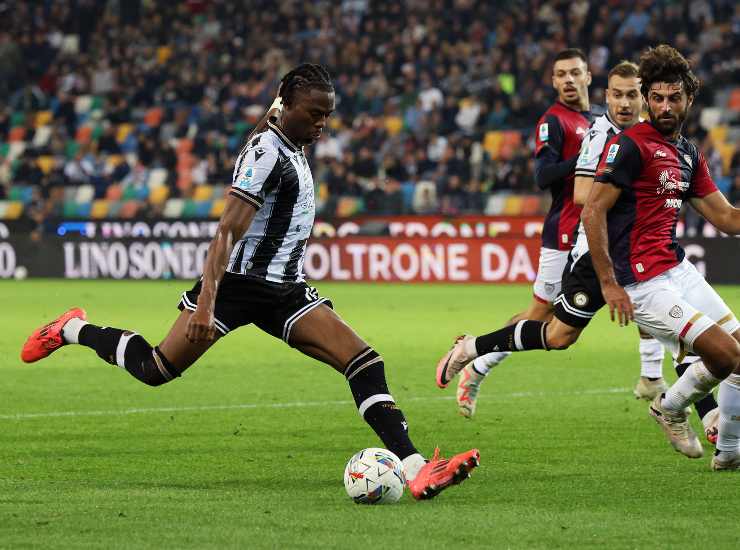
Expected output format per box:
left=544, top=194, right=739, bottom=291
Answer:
left=182, top=199, right=199, bottom=218
left=9, top=112, right=25, bottom=127
left=63, top=200, right=78, bottom=218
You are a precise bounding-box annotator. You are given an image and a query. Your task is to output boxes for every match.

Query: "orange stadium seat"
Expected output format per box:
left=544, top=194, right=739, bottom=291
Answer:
left=483, top=131, right=503, bottom=158
left=118, top=200, right=141, bottom=219
left=521, top=195, right=542, bottom=215
left=8, top=127, right=26, bottom=143
left=144, top=107, right=163, bottom=127
left=728, top=88, right=740, bottom=111
left=75, top=126, right=93, bottom=144
left=503, top=195, right=524, bottom=215
left=105, top=184, right=123, bottom=201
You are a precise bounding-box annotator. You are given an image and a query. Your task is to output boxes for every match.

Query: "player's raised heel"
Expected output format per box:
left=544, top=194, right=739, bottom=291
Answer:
left=20, top=307, right=87, bottom=363
left=436, top=335, right=477, bottom=389
left=649, top=394, right=703, bottom=459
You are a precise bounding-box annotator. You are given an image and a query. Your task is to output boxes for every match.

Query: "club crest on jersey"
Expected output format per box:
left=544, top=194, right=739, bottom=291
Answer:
left=653, top=149, right=667, bottom=159
left=656, top=169, right=689, bottom=195
left=539, top=123, right=549, bottom=142
left=669, top=305, right=683, bottom=319
left=605, top=143, right=619, bottom=163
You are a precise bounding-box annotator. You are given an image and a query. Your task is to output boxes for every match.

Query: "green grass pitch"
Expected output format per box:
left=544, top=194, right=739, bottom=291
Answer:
left=2, top=280, right=739, bottom=549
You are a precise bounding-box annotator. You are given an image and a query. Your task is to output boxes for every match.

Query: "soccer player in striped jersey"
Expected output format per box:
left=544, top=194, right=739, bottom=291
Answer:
left=583, top=45, right=740, bottom=469
left=21, top=64, right=479, bottom=497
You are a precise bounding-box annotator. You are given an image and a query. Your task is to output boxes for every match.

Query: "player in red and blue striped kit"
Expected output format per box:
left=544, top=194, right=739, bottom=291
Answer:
left=583, top=45, right=740, bottom=469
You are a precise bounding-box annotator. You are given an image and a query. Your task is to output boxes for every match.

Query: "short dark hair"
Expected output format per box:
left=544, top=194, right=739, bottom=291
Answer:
left=638, top=45, right=699, bottom=98
left=608, top=60, right=639, bottom=80
left=278, top=63, right=333, bottom=107
left=553, top=48, right=587, bottom=65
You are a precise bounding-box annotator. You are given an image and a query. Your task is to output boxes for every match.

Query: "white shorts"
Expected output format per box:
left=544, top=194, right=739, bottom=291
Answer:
left=533, top=247, right=570, bottom=303
left=624, top=257, right=740, bottom=359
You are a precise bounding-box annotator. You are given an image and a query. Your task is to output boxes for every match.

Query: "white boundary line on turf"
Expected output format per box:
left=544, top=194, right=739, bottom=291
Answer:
left=0, top=387, right=630, bottom=421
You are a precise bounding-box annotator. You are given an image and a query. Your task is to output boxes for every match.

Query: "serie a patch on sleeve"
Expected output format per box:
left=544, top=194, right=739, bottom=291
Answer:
left=539, top=123, right=549, bottom=142
left=606, top=143, right=619, bottom=163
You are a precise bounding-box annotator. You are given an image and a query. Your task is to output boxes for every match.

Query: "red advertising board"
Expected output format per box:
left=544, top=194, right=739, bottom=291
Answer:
left=304, top=237, right=542, bottom=283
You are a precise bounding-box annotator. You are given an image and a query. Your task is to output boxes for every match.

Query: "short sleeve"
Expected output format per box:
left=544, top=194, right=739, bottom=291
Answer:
left=594, top=134, right=642, bottom=190
left=689, top=150, right=718, bottom=199
left=535, top=114, right=564, bottom=158
left=574, top=126, right=608, bottom=177
left=229, top=134, right=280, bottom=209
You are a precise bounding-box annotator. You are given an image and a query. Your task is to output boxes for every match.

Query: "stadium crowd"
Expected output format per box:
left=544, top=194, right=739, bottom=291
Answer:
left=0, top=0, right=739, bottom=232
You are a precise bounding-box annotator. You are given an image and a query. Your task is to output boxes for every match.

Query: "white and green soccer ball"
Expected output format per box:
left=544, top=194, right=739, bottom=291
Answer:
left=343, top=448, right=406, bottom=504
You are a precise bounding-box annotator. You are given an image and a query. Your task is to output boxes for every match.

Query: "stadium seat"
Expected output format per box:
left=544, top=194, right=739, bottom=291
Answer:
left=483, top=131, right=503, bottom=158
left=176, top=138, right=193, bottom=154
left=8, top=142, right=26, bottom=160
left=484, top=194, right=507, bottom=215
left=9, top=186, right=33, bottom=203
left=75, top=126, right=93, bottom=145
left=144, top=107, right=163, bottom=127
left=336, top=196, right=363, bottom=217
left=157, top=45, right=172, bottom=64
left=10, top=111, right=25, bottom=127
left=503, top=195, right=524, bottom=215
left=105, top=155, right=123, bottom=171
left=384, top=116, right=403, bottom=136
left=65, top=140, right=79, bottom=158
left=0, top=201, right=23, bottom=220
left=118, top=200, right=141, bottom=218
left=193, top=185, right=214, bottom=201
left=63, top=200, right=78, bottom=218
left=115, top=123, right=134, bottom=143
left=163, top=198, right=185, bottom=218
left=708, top=125, right=728, bottom=146
left=121, top=185, right=141, bottom=201
left=194, top=200, right=212, bottom=217
left=34, top=110, right=53, bottom=127
left=728, top=88, right=740, bottom=111
left=105, top=184, right=123, bottom=201
left=717, top=142, right=735, bottom=174
left=76, top=201, right=92, bottom=218
left=210, top=198, right=225, bottom=218
left=32, top=126, right=52, bottom=147
left=149, top=185, right=169, bottom=205
left=148, top=168, right=168, bottom=187
left=107, top=201, right=122, bottom=217
left=75, top=184, right=95, bottom=204
left=521, top=195, right=542, bottom=215
left=90, top=199, right=109, bottom=219
left=8, top=127, right=26, bottom=143
left=74, top=95, right=93, bottom=114
left=182, top=200, right=199, bottom=218
left=0, top=142, right=8, bottom=157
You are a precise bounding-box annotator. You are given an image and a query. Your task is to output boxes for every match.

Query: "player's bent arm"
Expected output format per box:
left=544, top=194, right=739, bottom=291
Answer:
left=581, top=181, right=621, bottom=286
left=689, top=191, right=740, bottom=235
left=573, top=175, right=595, bottom=206
left=534, top=152, right=577, bottom=190
left=187, top=196, right=257, bottom=342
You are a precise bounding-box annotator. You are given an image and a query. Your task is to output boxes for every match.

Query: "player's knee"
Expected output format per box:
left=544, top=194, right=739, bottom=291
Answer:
left=706, top=340, right=740, bottom=379
left=546, top=325, right=579, bottom=350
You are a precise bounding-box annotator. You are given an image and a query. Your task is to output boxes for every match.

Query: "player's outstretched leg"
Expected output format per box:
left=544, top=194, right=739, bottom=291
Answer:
left=289, top=304, right=480, bottom=499
left=633, top=330, right=667, bottom=400
left=21, top=308, right=206, bottom=386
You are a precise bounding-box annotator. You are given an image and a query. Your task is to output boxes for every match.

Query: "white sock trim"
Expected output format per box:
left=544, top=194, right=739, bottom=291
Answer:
left=639, top=339, right=664, bottom=378
left=61, top=317, right=88, bottom=345
left=115, top=332, right=137, bottom=369
left=402, top=453, right=426, bottom=482
left=513, top=321, right=524, bottom=351
left=358, top=394, right=394, bottom=417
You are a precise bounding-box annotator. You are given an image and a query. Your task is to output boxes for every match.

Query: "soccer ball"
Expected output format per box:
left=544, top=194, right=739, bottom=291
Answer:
left=343, top=447, right=406, bottom=504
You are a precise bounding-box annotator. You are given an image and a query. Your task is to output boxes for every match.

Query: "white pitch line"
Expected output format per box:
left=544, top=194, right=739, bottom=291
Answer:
left=0, top=387, right=630, bottom=421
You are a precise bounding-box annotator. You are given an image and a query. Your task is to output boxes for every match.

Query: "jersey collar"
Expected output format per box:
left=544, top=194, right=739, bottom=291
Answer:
left=267, top=121, right=300, bottom=153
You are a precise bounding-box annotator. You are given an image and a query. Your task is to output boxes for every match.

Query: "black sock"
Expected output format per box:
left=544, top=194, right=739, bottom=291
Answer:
left=78, top=324, right=180, bottom=386
left=675, top=361, right=718, bottom=419
left=345, top=348, right=418, bottom=460
left=475, top=320, right=549, bottom=355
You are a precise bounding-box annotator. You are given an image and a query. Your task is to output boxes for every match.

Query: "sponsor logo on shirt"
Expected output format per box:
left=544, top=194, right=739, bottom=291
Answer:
left=539, top=123, right=549, bottom=142
left=664, top=198, right=683, bottom=208
left=576, top=127, right=587, bottom=136
left=656, top=169, right=689, bottom=195
left=605, top=143, right=619, bottom=163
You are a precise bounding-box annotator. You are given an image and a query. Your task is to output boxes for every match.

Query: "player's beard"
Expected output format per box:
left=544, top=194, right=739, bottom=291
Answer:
left=649, top=108, right=686, bottom=136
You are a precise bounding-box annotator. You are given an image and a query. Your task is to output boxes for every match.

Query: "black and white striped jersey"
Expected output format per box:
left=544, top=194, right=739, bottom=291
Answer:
left=572, top=112, right=622, bottom=257
left=227, top=122, right=315, bottom=283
